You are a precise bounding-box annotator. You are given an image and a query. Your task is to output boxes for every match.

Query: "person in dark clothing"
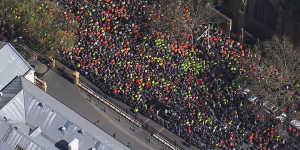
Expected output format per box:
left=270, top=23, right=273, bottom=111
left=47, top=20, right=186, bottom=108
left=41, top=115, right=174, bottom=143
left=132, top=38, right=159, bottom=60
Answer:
left=58, top=0, right=298, bottom=149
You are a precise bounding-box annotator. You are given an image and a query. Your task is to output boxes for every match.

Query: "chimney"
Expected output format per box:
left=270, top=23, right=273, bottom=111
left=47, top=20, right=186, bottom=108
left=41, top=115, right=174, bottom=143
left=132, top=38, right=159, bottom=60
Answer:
left=68, top=138, right=79, bottom=150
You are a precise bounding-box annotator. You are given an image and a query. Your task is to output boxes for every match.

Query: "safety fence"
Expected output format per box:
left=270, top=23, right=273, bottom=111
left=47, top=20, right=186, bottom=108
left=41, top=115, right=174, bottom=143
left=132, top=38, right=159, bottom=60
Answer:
left=142, top=123, right=185, bottom=150
left=78, top=81, right=143, bottom=127
left=77, top=80, right=185, bottom=150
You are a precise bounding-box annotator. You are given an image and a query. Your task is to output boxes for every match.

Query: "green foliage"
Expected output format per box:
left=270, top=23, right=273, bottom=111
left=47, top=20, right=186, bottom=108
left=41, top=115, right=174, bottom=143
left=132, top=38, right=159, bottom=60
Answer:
left=14, top=44, right=31, bottom=60
left=0, top=0, right=78, bottom=57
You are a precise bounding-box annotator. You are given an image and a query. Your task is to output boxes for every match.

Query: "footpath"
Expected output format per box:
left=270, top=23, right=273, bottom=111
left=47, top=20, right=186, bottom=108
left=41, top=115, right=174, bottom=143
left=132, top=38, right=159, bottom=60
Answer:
left=53, top=61, right=195, bottom=150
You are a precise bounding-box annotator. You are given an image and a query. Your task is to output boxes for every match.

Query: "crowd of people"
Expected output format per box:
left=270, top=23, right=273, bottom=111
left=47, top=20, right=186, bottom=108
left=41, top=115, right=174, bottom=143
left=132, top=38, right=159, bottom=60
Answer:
left=58, top=0, right=299, bottom=149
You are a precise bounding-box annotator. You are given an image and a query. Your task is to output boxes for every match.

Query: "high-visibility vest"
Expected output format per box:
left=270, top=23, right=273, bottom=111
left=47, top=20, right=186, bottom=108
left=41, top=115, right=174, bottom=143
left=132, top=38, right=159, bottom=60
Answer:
left=197, top=112, right=201, bottom=117
left=134, top=108, right=139, bottom=113
left=276, top=136, right=280, bottom=142
left=186, top=121, right=190, bottom=126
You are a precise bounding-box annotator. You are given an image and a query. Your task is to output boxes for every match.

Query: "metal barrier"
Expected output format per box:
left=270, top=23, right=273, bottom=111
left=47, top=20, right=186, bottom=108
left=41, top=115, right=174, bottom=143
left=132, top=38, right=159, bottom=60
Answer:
left=77, top=80, right=185, bottom=150
left=78, top=81, right=142, bottom=127
left=153, top=134, right=180, bottom=150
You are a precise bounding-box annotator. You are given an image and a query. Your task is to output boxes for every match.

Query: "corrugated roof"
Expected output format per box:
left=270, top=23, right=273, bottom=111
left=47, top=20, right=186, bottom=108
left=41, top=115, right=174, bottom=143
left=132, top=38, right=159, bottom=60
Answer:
left=0, top=42, right=33, bottom=90
left=0, top=41, right=6, bottom=49
left=0, top=77, right=130, bottom=150
left=0, top=77, right=22, bottom=111
left=0, top=89, right=25, bottom=124
left=0, top=143, right=14, bottom=150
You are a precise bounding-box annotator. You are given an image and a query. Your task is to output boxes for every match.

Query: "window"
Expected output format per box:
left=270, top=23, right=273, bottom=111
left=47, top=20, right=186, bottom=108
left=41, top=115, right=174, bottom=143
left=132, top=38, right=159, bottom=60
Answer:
left=78, top=129, right=83, bottom=134
left=37, top=102, right=43, bottom=108
left=15, top=145, right=24, bottom=150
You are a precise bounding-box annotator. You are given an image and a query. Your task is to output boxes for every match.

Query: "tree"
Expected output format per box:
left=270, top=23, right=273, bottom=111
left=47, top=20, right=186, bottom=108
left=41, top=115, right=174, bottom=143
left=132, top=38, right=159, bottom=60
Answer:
left=0, top=0, right=78, bottom=57
left=246, top=36, right=300, bottom=116
left=149, top=0, right=226, bottom=45
left=191, top=0, right=227, bottom=25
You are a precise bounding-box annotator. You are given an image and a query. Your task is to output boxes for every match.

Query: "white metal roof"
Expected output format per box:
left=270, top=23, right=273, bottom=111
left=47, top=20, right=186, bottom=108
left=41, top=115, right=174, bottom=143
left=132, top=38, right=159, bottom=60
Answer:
left=0, top=77, right=130, bottom=150
left=0, top=42, right=33, bottom=90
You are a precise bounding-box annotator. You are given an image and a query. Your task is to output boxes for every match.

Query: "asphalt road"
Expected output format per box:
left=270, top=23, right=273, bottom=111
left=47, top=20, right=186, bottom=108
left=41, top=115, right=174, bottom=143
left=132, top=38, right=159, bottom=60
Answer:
left=41, top=69, right=171, bottom=150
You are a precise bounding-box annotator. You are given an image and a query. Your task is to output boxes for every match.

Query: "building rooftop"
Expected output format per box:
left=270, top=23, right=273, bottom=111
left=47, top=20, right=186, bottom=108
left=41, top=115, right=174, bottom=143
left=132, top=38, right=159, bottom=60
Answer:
left=0, top=76, right=130, bottom=150
left=0, top=42, right=130, bottom=150
left=0, top=42, right=33, bottom=90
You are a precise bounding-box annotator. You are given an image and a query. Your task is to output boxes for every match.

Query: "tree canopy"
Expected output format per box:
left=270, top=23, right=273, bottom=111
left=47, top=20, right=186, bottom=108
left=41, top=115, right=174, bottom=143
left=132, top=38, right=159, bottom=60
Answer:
left=0, top=0, right=78, bottom=57
left=246, top=36, right=300, bottom=117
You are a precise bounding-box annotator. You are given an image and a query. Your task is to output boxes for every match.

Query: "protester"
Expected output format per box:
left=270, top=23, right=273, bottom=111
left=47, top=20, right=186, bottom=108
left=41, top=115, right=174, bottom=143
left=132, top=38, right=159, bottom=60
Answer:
left=59, top=0, right=299, bottom=149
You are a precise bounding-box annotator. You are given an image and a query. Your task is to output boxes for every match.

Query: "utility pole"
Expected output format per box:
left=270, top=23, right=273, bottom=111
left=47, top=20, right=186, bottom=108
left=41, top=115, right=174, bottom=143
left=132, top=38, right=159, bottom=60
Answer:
left=208, top=24, right=211, bottom=50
